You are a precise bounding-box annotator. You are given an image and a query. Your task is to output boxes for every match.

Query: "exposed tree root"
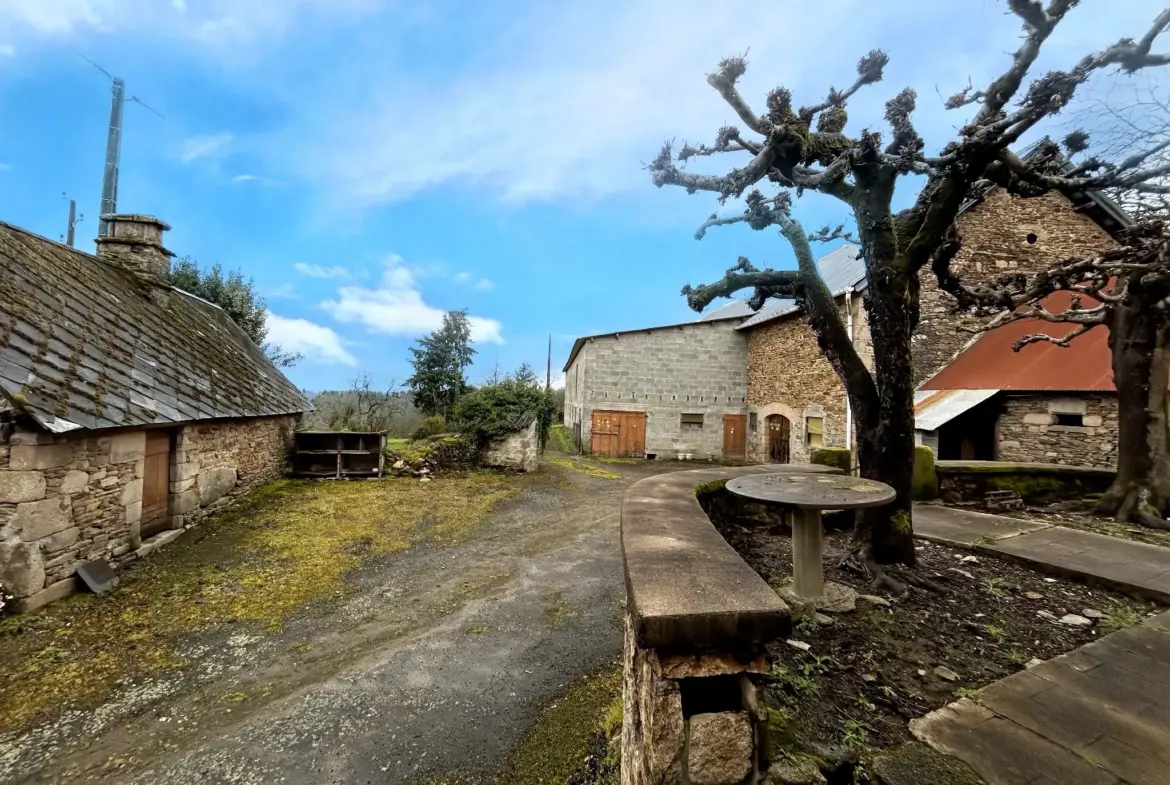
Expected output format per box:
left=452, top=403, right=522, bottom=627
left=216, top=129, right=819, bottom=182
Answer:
left=840, top=546, right=949, bottom=599
left=1097, top=484, right=1170, bottom=531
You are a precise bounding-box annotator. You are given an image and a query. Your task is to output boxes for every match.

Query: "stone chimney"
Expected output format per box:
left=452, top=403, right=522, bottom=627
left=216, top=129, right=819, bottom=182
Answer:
left=95, top=214, right=175, bottom=280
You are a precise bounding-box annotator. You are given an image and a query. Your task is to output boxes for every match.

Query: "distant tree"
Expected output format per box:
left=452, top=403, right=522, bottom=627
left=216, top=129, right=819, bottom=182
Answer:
left=407, top=310, right=476, bottom=417
left=511, top=362, right=540, bottom=387
left=167, top=256, right=302, bottom=368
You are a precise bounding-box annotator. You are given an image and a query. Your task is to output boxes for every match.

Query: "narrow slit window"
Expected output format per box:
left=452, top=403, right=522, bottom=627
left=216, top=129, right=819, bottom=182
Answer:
left=748, top=412, right=758, bottom=433
left=681, top=413, right=704, bottom=431
left=806, top=416, right=824, bottom=447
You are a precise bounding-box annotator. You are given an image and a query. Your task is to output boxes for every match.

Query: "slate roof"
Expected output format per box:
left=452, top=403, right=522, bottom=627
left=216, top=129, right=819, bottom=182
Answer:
left=0, top=221, right=311, bottom=433
left=735, top=244, right=866, bottom=331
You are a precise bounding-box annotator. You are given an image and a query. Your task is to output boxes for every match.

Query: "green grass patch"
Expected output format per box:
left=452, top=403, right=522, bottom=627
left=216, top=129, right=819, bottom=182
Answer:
left=0, top=472, right=521, bottom=734
left=496, top=666, right=622, bottom=785
left=545, top=425, right=577, bottom=454
left=546, top=456, right=622, bottom=480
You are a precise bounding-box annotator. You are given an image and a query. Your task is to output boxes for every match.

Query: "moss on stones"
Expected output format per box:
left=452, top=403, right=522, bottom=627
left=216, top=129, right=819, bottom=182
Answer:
left=495, top=666, right=623, bottom=785
left=911, top=445, right=939, bottom=501
left=693, top=478, right=729, bottom=498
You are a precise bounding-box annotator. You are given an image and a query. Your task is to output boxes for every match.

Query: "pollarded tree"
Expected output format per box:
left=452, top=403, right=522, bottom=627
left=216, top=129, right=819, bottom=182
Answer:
left=941, top=217, right=1170, bottom=529
left=649, top=3, right=1170, bottom=591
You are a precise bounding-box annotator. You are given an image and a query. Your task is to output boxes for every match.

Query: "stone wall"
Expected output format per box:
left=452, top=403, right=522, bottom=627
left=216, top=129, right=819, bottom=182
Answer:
left=563, top=320, right=749, bottom=458
left=482, top=420, right=539, bottom=472
left=913, top=190, right=1117, bottom=386
left=170, top=416, right=297, bottom=528
left=996, top=394, right=1118, bottom=468
left=0, top=414, right=296, bottom=610
left=621, top=613, right=770, bottom=785
left=744, top=295, right=868, bottom=464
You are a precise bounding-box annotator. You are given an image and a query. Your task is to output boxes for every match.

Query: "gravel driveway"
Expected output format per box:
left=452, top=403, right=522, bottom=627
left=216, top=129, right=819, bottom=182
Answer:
left=4, top=459, right=680, bottom=785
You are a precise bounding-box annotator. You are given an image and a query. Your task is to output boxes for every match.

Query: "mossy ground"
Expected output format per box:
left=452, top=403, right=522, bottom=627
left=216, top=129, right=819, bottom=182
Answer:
left=546, top=456, right=622, bottom=480
left=0, top=472, right=520, bottom=734
left=545, top=425, right=577, bottom=455
left=495, top=666, right=622, bottom=785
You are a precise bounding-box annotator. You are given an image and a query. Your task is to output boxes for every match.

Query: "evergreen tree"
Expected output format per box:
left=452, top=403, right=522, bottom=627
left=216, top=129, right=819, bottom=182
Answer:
left=407, top=310, right=476, bottom=417
left=511, top=362, right=540, bottom=387
left=167, top=256, right=302, bottom=368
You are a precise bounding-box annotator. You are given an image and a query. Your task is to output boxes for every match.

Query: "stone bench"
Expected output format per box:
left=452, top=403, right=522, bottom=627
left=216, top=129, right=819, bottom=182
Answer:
left=619, top=464, right=837, bottom=785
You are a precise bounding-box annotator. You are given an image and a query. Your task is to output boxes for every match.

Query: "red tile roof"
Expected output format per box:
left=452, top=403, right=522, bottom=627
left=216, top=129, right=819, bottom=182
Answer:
left=919, top=290, right=1115, bottom=392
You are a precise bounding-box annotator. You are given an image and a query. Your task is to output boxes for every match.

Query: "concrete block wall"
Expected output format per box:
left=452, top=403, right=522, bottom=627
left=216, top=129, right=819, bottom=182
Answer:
left=563, top=320, right=748, bottom=458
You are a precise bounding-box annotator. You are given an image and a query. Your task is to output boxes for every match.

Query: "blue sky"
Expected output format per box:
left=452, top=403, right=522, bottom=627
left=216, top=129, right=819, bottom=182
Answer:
left=0, top=0, right=1164, bottom=392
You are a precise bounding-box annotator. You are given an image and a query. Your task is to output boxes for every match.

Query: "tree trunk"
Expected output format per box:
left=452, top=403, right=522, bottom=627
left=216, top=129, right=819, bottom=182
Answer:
left=1097, top=299, right=1170, bottom=528
left=850, top=264, right=918, bottom=566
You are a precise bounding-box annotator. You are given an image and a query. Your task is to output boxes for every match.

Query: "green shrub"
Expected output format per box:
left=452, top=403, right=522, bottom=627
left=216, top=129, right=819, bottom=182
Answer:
left=912, top=444, right=939, bottom=500
left=411, top=415, right=448, bottom=440
left=453, top=380, right=558, bottom=449
left=810, top=447, right=852, bottom=474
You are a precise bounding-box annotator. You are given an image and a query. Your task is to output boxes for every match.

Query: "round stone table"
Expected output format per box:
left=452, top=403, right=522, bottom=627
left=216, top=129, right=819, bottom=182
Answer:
left=726, top=473, right=896, bottom=600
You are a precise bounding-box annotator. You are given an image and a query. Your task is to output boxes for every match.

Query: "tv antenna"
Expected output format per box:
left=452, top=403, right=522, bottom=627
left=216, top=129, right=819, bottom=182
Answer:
left=77, top=53, right=166, bottom=239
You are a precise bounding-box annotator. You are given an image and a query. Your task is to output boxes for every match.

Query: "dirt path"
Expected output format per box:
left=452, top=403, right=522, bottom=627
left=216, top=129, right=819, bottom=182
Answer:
left=4, top=459, right=675, bottom=785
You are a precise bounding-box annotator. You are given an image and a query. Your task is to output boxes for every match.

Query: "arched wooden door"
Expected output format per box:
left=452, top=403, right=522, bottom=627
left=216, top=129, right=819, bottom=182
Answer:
left=767, top=414, right=791, bottom=464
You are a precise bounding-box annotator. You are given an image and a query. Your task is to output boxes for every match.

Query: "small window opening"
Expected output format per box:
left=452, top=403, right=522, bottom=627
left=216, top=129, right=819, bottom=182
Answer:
left=806, top=416, right=824, bottom=447
left=749, top=412, right=758, bottom=433
left=1054, top=412, right=1083, bottom=427
left=681, top=413, right=704, bottom=431
left=1025, top=232, right=1038, bottom=244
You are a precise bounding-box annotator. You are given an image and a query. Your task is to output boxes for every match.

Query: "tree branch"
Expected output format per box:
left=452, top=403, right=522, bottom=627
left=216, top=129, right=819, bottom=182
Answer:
left=707, top=54, right=771, bottom=136
left=1013, top=321, right=1100, bottom=350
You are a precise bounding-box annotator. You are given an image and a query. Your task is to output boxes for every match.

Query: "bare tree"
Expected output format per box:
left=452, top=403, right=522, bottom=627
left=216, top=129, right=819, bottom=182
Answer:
left=650, top=3, right=1170, bottom=591
left=1068, top=74, right=1170, bottom=219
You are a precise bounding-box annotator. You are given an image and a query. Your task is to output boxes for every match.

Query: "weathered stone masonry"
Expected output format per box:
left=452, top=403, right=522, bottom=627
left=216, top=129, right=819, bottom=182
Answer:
left=913, top=190, right=1117, bottom=386
left=996, top=394, right=1118, bottom=469
left=0, top=415, right=296, bottom=610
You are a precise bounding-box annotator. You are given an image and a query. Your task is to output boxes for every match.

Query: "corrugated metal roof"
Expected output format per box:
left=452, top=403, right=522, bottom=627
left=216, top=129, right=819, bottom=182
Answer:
left=697, top=300, right=756, bottom=321
left=0, top=221, right=312, bottom=433
left=736, top=245, right=865, bottom=330
left=919, top=290, right=1115, bottom=392
left=914, top=388, right=999, bottom=431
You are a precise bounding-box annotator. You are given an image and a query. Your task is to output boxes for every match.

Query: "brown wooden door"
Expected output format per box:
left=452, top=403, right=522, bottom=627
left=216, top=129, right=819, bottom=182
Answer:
left=767, top=415, right=791, bottom=464
left=590, top=411, right=646, bottom=457
left=723, top=414, right=746, bottom=460
left=140, top=430, right=171, bottom=539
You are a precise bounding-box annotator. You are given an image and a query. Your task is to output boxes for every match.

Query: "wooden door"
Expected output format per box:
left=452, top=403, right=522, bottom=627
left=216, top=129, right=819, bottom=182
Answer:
left=767, top=415, right=791, bottom=464
left=722, top=414, right=746, bottom=460
left=140, top=430, right=171, bottom=539
left=590, top=411, right=646, bottom=457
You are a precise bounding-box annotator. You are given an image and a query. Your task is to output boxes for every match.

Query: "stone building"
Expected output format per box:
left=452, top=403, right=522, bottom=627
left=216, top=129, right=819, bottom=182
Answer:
left=563, top=159, right=1131, bottom=466
left=0, top=216, right=311, bottom=610
left=915, top=289, right=1121, bottom=468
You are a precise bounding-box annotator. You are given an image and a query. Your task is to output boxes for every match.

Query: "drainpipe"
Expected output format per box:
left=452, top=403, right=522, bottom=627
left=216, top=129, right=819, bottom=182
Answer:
left=844, top=289, right=854, bottom=458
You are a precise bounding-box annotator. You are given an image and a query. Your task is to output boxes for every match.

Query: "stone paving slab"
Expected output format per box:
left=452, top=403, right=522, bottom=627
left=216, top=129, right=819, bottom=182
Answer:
left=912, top=504, right=1051, bottom=544
left=913, top=505, right=1170, bottom=603
left=911, top=612, right=1170, bottom=785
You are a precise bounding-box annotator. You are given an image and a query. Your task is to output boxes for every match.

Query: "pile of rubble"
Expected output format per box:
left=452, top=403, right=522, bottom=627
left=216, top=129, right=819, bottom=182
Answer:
left=386, top=455, right=438, bottom=481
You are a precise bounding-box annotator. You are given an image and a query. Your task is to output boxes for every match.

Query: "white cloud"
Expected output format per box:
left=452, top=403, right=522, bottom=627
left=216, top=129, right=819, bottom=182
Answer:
left=266, top=313, right=356, bottom=366
left=321, top=256, right=504, bottom=344
left=172, top=0, right=187, bottom=13
left=0, top=43, right=13, bottom=57
left=473, top=278, right=493, bottom=292
left=453, top=271, right=471, bottom=283
left=265, top=282, right=298, bottom=300
left=288, top=0, right=1167, bottom=208
left=180, top=133, right=233, bottom=163
left=294, top=262, right=350, bottom=279
left=549, top=371, right=565, bottom=390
